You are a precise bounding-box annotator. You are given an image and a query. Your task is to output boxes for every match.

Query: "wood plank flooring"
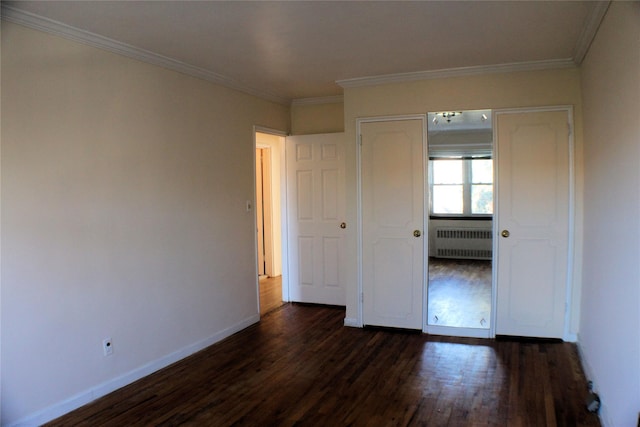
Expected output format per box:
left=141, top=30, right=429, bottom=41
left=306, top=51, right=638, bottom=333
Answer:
left=46, top=304, right=600, bottom=426
left=259, top=275, right=283, bottom=316
left=428, top=258, right=492, bottom=329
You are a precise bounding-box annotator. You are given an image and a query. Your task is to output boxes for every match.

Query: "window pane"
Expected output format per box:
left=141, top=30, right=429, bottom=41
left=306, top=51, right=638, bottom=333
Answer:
left=472, top=159, right=493, bottom=184
left=433, top=185, right=463, bottom=214
left=472, top=184, right=493, bottom=214
left=433, top=160, right=463, bottom=184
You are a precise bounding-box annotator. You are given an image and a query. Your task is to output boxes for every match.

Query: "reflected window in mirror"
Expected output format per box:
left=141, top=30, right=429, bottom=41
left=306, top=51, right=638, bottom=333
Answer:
left=430, top=157, right=493, bottom=217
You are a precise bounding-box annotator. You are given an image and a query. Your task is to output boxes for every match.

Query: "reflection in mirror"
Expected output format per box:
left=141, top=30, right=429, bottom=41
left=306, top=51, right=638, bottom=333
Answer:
left=427, top=110, right=493, bottom=330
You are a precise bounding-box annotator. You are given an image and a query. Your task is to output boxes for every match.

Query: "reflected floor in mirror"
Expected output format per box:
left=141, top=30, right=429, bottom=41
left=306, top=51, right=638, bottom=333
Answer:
left=428, top=257, right=492, bottom=329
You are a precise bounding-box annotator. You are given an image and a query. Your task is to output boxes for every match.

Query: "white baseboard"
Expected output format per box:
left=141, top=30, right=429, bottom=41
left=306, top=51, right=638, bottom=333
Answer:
left=343, top=317, right=361, bottom=328
left=8, top=314, right=260, bottom=427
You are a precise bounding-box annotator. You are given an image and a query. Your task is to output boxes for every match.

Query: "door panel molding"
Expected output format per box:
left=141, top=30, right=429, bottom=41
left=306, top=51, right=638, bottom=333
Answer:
left=357, top=115, right=427, bottom=330
left=492, top=106, right=574, bottom=340
left=286, top=133, right=347, bottom=306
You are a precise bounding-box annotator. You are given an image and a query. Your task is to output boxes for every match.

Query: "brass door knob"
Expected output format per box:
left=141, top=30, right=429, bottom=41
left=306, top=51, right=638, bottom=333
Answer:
left=413, top=230, right=421, bottom=237
left=501, top=230, right=510, bottom=238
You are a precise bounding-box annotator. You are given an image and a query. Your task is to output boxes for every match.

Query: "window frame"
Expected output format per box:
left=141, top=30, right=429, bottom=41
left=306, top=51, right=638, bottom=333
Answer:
left=429, top=156, right=493, bottom=218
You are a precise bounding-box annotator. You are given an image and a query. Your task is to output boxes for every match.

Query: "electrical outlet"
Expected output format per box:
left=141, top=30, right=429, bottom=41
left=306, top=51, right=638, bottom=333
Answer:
left=103, top=337, right=113, bottom=356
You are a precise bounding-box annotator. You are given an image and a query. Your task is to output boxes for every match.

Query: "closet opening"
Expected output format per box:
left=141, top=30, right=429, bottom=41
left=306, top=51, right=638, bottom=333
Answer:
left=426, top=110, right=493, bottom=335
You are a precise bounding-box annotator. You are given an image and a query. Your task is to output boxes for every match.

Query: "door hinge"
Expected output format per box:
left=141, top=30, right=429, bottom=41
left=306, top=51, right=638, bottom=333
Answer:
left=568, top=123, right=572, bottom=137
left=359, top=134, right=362, bottom=146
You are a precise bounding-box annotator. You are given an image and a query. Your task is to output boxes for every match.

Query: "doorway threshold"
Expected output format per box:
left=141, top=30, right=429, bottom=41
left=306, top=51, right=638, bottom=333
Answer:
left=426, top=325, right=491, bottom=339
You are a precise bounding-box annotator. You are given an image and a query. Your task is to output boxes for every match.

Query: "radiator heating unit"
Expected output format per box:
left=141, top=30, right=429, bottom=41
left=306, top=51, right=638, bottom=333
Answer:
left=434, top=228, right=492, bottom=260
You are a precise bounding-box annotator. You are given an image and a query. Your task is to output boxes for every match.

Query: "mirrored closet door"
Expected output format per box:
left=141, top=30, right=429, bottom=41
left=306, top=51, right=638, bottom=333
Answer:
left=426, top=110, right=493, bottom=336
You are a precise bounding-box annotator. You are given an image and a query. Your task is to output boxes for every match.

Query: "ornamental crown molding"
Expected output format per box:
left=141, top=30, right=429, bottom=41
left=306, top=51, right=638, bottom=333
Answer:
left=336, top=0, right=610, bottom=90
left=572, top=1, right=610, bottom=64
left=0, top=4, right=290, bottom=106
left=3, top=1, right=609, bottom=102
left=291, top=96, right=344, bottom=106
left=336, top=59, right=577, bottom=89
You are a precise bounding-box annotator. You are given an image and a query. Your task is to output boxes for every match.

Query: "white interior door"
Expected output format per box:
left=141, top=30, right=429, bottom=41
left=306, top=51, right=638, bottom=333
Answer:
left=495, top=109, right=571, bottom=339
left=286, top=133, right=346, bottom=305
left=360, top=118, right=425, bottom=330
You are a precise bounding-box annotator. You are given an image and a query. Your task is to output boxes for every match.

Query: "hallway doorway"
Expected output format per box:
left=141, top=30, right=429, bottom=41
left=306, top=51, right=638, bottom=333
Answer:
left=255, top=130, right=286, bottom=315
left=259, top=276, right=283, bottom=315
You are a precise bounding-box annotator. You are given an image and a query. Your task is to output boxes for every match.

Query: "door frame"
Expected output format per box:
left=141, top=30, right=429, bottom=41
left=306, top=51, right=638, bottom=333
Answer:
left=255, top=147, right=266, bottom=276
left=355, top=107, right=575, bottom=340
left=253, top=126, right=290, bottom=314
left=491, top=105, right=575, bottom=341
left=356, top=115, right=428, bottom=331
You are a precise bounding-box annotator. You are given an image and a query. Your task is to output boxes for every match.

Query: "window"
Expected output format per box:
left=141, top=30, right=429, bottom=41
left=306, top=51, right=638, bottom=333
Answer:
left=430, top=158, right=493, bottom=216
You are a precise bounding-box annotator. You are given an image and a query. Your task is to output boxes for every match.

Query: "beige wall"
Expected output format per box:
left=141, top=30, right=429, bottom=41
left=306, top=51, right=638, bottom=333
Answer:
left=1, top=22, right=289, bottom=425
left=342, top=67, right=585, bottom=336
left=291, top=102, right=344, bottom=135
left=579, top=3, right=640, bottom=426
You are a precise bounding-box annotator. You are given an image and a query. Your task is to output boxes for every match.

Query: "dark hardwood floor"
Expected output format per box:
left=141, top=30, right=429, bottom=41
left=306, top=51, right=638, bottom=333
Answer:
left=259, top=275, right=283, bottom=316
left=46, top=304, right=600, bottom=426
left=428, top=258, right=492, bottom=329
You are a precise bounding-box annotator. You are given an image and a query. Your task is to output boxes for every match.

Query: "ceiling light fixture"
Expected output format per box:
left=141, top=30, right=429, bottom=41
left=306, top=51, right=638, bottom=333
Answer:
left=437, top=111, right=462, bottom=123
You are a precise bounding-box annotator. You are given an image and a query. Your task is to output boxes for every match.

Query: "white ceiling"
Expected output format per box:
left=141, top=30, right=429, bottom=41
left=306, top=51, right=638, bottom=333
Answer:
left=3, top=1, right=606, bottom=104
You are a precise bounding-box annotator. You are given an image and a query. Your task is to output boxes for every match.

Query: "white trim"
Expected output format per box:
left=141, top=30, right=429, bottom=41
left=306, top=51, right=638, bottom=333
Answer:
left=7, top=314, right=260, bottom=427
left=337, top=59, right=576, bottom=89
left=490, top=111, right=499, bottom=340
left=291, top=96, right=344, bottom=106
left=564, top=332, right=578, bottom=343
left=422, top=121, right=429, bottom=333
left=356, top=115, right=427, bottom=329
left=565, top=106, right=577, bottom=343
left=254, top=126, right=289, bottom=137
left=356, top=128, right=364, bottom=327
left=492, top=105, right=576, bottom=341
left=252, top=133, right=261, bottom=314
left=2, top=2, right=605, bottom=105
left=1, top=5, right=290, bottom=106
left=343, top=317, right=360, bottom=328
left=573, top=1, right=611, bottom=65
left=279, top=136, right=290, bottom=303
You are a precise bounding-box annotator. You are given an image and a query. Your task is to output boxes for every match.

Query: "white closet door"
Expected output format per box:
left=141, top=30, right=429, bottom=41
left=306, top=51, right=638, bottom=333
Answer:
left=495, top=109, right=571, bottom=339
left=360, top=118, right=425, bottom=330
left=286, top=133, right=346, bottom=305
